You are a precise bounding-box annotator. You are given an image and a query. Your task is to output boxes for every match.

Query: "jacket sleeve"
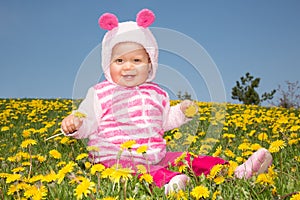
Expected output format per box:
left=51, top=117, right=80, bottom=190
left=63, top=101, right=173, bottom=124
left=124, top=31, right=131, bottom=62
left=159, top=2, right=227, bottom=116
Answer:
left=66, top=87, right=102, bottom=139
left=162, top=94, right=191, bottom=131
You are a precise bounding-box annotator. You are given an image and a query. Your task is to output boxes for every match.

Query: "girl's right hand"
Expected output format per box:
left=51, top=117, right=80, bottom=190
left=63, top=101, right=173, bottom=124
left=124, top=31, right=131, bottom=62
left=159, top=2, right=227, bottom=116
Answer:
left=61, top=114, right=83, bottom=134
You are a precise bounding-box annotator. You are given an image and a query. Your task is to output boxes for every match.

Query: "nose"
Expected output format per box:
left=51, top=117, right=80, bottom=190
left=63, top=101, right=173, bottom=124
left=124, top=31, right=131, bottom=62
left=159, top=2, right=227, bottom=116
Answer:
left=123, top=61, right=134, bottom=70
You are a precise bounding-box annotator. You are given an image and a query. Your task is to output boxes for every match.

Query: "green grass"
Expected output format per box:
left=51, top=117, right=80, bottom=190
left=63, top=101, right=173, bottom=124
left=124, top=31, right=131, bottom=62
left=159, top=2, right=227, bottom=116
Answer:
left=0, top=98, right=299, bottom=200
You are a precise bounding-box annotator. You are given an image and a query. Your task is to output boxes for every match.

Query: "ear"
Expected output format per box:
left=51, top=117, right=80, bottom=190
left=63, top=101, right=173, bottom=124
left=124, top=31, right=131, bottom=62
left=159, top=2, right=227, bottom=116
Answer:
left=98, top=13, right=119, bottom=30
left=136, top=9, right=155, bottom=28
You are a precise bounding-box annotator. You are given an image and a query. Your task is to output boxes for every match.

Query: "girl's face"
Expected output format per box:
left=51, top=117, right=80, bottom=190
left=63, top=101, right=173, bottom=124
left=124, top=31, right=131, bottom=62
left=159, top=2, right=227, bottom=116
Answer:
left=110, top=42, right=151, bottom=87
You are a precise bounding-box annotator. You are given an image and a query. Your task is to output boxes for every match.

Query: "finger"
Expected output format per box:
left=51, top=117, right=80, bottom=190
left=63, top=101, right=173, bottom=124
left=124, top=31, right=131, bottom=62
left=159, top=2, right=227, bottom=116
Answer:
left=66, top=119, right=76, bottom=133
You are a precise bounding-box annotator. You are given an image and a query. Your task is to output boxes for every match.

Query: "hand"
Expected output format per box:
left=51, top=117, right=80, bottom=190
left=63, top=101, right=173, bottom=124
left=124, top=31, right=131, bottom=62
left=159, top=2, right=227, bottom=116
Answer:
left=180, top=100, right=198, bottom=117
left=61, top=114, right=83, bottom=134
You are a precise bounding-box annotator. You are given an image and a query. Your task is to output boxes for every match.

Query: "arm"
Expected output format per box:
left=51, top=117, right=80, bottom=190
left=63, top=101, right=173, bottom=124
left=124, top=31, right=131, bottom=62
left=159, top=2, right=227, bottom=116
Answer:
left=61, top=87, right=101, bottom=139
left=162, top=95, right=192, bottom=131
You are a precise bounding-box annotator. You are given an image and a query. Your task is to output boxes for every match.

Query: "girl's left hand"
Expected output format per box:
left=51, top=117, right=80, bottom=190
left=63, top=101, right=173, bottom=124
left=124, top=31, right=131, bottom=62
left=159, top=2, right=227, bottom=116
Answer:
left=180, top=100, right=198, bottom=117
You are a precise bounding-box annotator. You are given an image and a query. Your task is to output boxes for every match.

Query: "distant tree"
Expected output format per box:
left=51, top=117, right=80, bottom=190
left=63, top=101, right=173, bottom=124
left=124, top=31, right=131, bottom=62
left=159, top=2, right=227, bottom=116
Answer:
left=231, top=72, right=276, bottom=105
left=272, top=81, right=300, bottom=109
left=177, top=91, right=192, bottom=100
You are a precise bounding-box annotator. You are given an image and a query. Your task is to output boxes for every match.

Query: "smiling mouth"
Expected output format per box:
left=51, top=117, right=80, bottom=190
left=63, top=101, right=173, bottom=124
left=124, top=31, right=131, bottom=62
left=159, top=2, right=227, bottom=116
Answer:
left=122, top=75, right=136, bottom=80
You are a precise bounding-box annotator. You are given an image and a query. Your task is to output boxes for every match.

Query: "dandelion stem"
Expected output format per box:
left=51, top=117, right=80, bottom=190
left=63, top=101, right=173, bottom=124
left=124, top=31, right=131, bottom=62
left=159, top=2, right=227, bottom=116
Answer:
left=28, top=145, right=32, bottom=179
left=44, top=132, right=64, bottom=141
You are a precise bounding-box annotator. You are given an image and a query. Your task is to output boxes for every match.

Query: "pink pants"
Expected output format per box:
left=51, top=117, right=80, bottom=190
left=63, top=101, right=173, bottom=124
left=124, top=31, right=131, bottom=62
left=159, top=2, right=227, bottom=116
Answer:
left=101, top=152, right=227, bottom=187
left=149, top=152, right=227, bottom=187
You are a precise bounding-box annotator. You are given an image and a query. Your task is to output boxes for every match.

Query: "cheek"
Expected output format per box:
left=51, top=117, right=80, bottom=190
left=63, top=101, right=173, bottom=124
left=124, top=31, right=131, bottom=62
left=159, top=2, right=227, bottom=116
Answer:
left=110, top=66, right=120, bottom=81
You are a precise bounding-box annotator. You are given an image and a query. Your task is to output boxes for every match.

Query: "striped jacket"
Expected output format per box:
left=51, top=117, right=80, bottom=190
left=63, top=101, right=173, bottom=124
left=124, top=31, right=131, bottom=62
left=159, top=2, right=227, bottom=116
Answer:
left=69, top=81, right=188, bottom=166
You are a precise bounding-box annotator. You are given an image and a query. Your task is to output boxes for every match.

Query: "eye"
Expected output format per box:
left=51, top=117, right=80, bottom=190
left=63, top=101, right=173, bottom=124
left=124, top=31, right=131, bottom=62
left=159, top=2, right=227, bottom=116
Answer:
left=115, top=58, right=123, bottom=64
left=134, top=59, right=141, bottom=63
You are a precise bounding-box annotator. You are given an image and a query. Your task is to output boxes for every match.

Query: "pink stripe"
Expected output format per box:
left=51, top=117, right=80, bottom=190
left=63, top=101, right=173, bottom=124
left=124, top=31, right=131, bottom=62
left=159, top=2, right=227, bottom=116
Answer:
left=139, top=83, right=167, bottom=97
left=93, top=81, right=111, bottom=90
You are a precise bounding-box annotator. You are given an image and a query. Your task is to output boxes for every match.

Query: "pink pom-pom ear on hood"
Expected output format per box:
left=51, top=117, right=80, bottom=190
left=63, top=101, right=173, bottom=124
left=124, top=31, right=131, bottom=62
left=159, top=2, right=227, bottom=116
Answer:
left=136, top=9, right=155, bottom=28
left=98, top=13, right=119, bottom=30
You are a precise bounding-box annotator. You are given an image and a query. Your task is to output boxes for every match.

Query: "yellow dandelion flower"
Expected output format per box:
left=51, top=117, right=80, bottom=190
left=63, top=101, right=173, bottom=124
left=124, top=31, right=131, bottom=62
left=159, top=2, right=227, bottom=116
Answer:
left=291, top=192, right=300, bottom=200
left=74, top=111, right=87, bottom=118
left=76, top=153, right=88, bottom=161
left=29, top=175, right=44, bottom=183
left=212, top=190, right=221, bottom=200
left=7, top=184, right=18, bottom=195
left=288, top=139, right=299, bottom=145
left=242, top=150, right=254, bottom=157
left=198, top=131, right=206, bottom=136
left=60, top=137, right=70, bottom=144
left=11, top=167, right=25, bottom=173
left=139, top=173, right=153, bottom=184
left=188, top=151, right=198, bottom=158
left=290, top=125, right=300, bottom=132
left=136, top=165, right=147, bottom=174
left=102, top=197, right=118, bottom=200
left=235, top=156, right=244, bottom=164
left=178, top=164, right=187, bottom=173
left=49, top=149, right=62, bottom=159
left=109, top=167, right=133, bottom=183
left=22, top=162, right=31, bottom=166
left=214, top=176, right=225, bottom=185
left=22, top=130, right=31, bottom=138
left=250, top=143, right=262, bottom=151
left=42, top=170, right=57, bottom=183
left=212, top=145, right=222, bottom=157
left=87, top=146, right=100, bottom=152
left=21, top=139, right=37, bottom=148
left=248, top=130, right=256, bottom=137
left=255, top=173, right=275, bottom=185
left=257, top=132, right=268, bottom=141
left=227, top=161, right=238, bottom=177
left=191, top=185, right=210, bottom=199
left=174, top=152, right=187, bottom=165
left=208, top=164, right=223, bottom=179
left=136, top=145, right=148, bottom=154
left=74, top=178, right=95, bottom=200
left=36, top=155, right=46, bottom=163
left=238, top=143, right=250, bottom=151
left=168, top=189, right=187, bottom=200
left=6, top=174, right=22, bottom=183
left=1, top=126, right=10, bottom=131
left=174, top=131, right=183, bottom=140
left=183, top=135, right=198, bottom=145
left=85, top=162, right=92, bottom=169
left=222, top=133, right=236, bottom=139
left=57, top=161, right=66, bottom=167
left=120, top=140, right=136, bottom=150
left=90, top=163, right=105, bottom=175
left=269, top=140, right=286, bottom=153
left=224, top=149, right=235, bottom=158
left=272, top=186, right=277, bottom=196
left=290, top=133, right=298, bottom=139
left=101, top=168, right=115, bottom=179
left=185, top=104, right=198, bottom=117
left=267, top=165, right=277, bottom=178
left=57, top=161, right=76, bottom=184
left=24, top=185, right=48, bottom=200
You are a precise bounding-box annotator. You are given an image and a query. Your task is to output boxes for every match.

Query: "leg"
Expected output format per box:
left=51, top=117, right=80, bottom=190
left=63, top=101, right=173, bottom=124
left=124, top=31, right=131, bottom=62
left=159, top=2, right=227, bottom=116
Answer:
left=191, top=155, right=228, bottom=176
left=234, top=148, right=273, bottom=179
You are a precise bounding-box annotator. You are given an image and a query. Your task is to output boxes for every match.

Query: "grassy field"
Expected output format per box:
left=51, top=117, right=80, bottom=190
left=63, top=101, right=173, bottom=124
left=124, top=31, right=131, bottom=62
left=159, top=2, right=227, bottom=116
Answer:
left=0, top=98, right=299, bottom=200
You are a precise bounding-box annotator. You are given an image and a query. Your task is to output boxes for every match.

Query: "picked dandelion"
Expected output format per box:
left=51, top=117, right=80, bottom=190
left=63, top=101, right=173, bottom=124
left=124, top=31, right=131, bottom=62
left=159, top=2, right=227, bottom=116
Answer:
left=184, top=103, right=198, bottom=118
left=45, top=111, right=86, bottom=141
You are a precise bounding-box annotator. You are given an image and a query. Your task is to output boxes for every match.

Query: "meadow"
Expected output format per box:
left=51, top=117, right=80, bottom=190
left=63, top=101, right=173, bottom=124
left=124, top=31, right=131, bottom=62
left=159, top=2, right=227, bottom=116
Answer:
left=0, top=98, right=299, bottom=200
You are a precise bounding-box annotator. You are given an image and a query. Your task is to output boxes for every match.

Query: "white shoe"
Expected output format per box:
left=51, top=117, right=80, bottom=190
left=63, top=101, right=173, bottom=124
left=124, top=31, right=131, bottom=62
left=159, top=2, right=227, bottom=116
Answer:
left=164, top=174, right=190, bottom=195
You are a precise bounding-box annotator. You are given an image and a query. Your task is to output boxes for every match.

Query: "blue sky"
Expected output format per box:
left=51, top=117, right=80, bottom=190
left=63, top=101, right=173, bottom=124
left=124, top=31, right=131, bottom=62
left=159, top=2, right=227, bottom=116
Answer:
left=1, top=1, right=300, bottom=104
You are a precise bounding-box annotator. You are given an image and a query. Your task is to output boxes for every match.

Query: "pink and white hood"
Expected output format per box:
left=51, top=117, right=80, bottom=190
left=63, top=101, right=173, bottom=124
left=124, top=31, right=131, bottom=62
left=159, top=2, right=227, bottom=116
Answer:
left=99, top=9, right=158, bottom=83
